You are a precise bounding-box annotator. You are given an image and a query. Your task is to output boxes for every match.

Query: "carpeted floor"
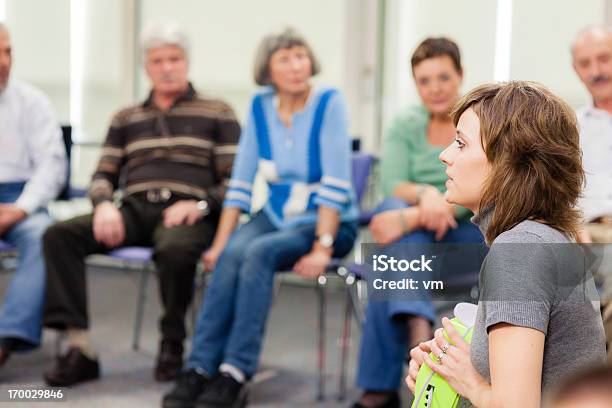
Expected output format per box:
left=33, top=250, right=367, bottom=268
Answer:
left=0, top=264, right=413, bottom=407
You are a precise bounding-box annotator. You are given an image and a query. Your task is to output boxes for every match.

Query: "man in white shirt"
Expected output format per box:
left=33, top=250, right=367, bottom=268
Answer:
left=0, top=22, right=67, bottom=366
left=572, top=26, right=612, bottom=361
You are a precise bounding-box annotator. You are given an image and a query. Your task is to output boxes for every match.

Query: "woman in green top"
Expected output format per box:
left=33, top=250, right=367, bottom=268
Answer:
left=352, top=38, right=483, bottom=408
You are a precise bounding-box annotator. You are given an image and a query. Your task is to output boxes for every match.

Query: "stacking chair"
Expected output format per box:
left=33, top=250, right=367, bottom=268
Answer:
left=314, top=152, right=374, bottom=401
left=103, top=246, right=206, bottom=351
left=102, top=246, right=155, bottom=351
left=107, top=153, right=375, bottom=397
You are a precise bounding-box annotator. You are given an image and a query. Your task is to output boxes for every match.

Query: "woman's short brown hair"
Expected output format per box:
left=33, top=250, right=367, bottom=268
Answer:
left=253, top=28, right=321, bottom=86
left=450, top=81, right=584, bottom=243
left=411, top=37, right=462, bottom=73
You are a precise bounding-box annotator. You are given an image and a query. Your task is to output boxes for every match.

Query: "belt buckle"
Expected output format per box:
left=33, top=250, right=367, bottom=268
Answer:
left=146, top=188, right=172, bottom=203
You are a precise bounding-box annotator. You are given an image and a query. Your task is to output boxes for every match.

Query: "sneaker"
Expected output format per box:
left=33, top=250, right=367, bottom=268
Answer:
left=196, top=372, right=248, bottom=408
left=155, top=339, right=184, bottom=382
left=43, top=347, right=100, bottom=387
left=162, top=368, right=210, bottom=408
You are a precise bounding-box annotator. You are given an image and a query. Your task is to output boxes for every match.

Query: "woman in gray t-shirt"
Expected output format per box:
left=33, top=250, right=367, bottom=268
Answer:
left=405, top=81, right=606, bottom=407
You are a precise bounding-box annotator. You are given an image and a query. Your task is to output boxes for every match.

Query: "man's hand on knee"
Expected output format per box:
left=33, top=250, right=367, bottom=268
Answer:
left=92, top=201, right=125, bottom=248
left=0, top=204, right=27, bottom=236
left=162, top=200, right=204, bottom=228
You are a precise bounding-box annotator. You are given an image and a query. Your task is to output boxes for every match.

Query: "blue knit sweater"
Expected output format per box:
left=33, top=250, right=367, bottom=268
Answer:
left=223, top=86, right=358, bottom=228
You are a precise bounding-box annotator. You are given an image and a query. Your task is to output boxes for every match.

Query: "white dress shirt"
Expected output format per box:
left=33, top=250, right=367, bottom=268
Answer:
left=0, top=79, right=67, bottom=213
left=577, top=103, right=612, bottom=221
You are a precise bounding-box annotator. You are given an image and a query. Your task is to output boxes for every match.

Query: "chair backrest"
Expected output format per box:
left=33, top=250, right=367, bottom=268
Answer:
left=351, top=153, right=374, bottom=204
left=57, top=125, right=73, bottom=200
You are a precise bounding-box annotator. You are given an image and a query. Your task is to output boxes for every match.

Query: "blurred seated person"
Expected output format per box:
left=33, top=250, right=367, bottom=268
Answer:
left=571, top=26, right=612, bottom=361
left=162, top=28, right=358, bottom=408
left=352, top=37, right=483, bottom=408
left=42, top=22, right=240, bottom=386
left=0, top=22, right=67, bottom=367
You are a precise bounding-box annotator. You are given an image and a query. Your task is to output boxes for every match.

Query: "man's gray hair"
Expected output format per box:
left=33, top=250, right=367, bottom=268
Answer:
left=0, top=22, right=9, bottom=35
left=253, top=27, right=321, bottom=86
left=141, top=22, right=190, bottom=58
left=571, top=25, right=612, bottom=55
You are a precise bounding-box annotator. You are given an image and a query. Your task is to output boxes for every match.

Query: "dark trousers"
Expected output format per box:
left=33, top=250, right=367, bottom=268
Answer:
left=42, top=195, right=217, bottom=343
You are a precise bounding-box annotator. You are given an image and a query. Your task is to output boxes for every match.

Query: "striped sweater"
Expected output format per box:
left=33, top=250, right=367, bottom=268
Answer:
left=89, top=83, right=241, bottom=212
left=223, top=86, right=358, bottom=228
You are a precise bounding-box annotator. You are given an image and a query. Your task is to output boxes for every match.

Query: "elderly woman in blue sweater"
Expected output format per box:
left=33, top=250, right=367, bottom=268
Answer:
left=162, top=28, right=358, bottom=408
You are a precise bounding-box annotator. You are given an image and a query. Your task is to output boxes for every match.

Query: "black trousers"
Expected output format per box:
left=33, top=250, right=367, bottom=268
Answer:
left=43, top=195, right=217, bottom=343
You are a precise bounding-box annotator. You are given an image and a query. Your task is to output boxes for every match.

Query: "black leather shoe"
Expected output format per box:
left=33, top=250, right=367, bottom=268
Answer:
left=155, top=339, right=184, bottom=382
left=196, top=373, right=248, bottom=408
left=43, top=347, right=100, bottom=387
left=0, top=338, right=14, bottom=366
left=351, top=392, right=400, bottom=408
left=162, top=368, right=210, bottom=408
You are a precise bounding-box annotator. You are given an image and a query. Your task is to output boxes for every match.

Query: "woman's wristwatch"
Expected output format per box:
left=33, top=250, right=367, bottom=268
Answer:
left=316, top=233, right=335, bottom=249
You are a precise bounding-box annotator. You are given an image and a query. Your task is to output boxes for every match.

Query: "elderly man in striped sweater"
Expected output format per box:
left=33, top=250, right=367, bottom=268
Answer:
left=42, top=22, right=240, bottom=386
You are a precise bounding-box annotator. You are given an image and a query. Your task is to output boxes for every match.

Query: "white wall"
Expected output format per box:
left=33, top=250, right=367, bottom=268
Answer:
left=5, top=0, right=70, bottom=122
left=382, top=0, right=605, bottom=142
left=383, top=0, right=497, bottom=136
left=139, top=0, right=350, bottom=123
left=3, top=0, right=607, bottom=189
left=509, top=0, right=604, bottom=107
left=79, top=0, right=134, bottom=141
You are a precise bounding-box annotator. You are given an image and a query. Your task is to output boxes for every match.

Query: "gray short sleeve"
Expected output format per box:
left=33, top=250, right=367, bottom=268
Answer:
left=479, top=231, right=558, bottom=334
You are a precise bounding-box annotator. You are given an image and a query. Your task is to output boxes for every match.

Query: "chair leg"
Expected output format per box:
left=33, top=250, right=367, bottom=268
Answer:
left=190, top=268, right=203, bottom=335
left=337, top=282, right=353, bottom=401
left=317, top=275, right=327, bottom=401
left=132, top=266, right=150, bottom=351
left=354, top=279, right=367, bottom=325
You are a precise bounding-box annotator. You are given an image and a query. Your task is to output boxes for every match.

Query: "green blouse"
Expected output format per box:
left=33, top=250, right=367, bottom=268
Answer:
left=380, top=105, right=472, bottom=220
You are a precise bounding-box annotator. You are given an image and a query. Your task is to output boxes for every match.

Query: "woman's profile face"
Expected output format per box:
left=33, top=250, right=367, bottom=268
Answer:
left=439, top=108, right=491, bottom=212
left=413, top=55, right=463, bottom=115
left=269, top=45, right=312, bottom=95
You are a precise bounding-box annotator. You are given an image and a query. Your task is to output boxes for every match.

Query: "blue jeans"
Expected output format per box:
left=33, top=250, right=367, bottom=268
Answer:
left=356, top=198, right=483, bottom=391
left=186, top=211, right=357, bottom=378
left=0, top=182, right=52, bottom=351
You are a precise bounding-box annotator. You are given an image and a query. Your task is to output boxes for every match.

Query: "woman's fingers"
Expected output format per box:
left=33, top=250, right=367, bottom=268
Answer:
left=441, top=317, right=469, bottom=352
left=429, top=336, right=444, bottom=364
left=423, top=349, right=447, bottom=376
left=435, top=328, right=449, bottom=349
left=446, top=211, right=458, bottom=229
left=407, top=358, right=422, bottom=392
left=410, top=346, right=427, bottom=365
left=418, top=340, right=433, bottom=353
left=434, top=222, right=449, bottom=241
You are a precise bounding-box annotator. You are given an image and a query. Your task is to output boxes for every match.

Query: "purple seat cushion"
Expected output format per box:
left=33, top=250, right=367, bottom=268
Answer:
left=0, top=240, right=15, bottom=252
left=108, top=246, right=153, bottom=262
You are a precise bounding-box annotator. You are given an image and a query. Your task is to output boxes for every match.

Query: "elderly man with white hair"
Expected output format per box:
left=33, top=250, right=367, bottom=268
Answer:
left=42, top=22, right=240, bottom=386
left=572, top=26, right=612, bottom=361
left=0, top=22, right=67, bottom=367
